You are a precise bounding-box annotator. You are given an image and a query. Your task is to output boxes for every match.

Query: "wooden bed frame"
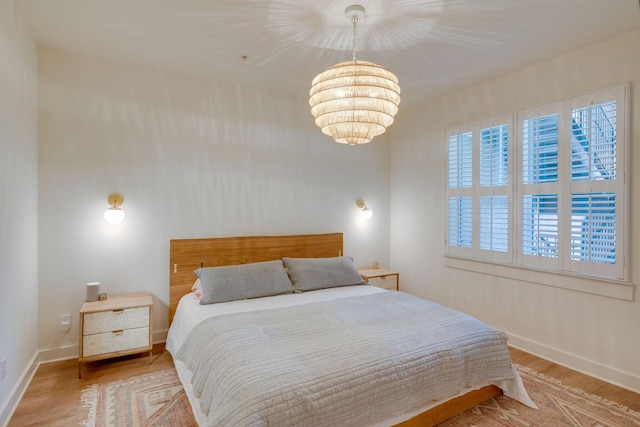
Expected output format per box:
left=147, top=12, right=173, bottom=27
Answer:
left=169, top=232, right=501, bottom=427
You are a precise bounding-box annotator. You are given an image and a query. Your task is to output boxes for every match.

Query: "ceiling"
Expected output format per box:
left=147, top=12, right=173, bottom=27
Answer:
left=15, top=0, right=640, bottom=107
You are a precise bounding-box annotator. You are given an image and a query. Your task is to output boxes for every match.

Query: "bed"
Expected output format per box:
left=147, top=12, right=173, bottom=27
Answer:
left=166, top=233, right=534, bottom=426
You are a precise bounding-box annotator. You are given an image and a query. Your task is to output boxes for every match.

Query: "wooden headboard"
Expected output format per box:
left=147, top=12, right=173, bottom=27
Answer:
left=169, top=233, right=343, bottom=324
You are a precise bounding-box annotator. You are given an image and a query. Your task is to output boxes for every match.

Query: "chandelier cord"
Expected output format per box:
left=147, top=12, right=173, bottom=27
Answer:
left=351, top=15, right=358, bottom=62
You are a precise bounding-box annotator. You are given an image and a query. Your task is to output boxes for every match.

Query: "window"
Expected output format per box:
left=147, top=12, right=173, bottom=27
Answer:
left=446, top=115, right=513, bottom=262
left=445, top=85, right=627, bottom=281
left=447, top=130, right=473, bottom=250
left=479, top=120, right=510, bottom=258
left=518, top=104, right=563, bottom=271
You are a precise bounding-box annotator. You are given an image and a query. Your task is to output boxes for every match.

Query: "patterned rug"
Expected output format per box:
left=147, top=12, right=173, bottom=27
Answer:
left=440, top=365, right=640, bottom=426
left=80, top=369, right=196, bottom=427
left=80, top=365, right=640, bottom=426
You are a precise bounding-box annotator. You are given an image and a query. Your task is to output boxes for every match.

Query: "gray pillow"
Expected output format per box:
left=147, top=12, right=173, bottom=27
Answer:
left=196, top=260, right=293, bottom=305
left=282, top=256, right=365, bottom=292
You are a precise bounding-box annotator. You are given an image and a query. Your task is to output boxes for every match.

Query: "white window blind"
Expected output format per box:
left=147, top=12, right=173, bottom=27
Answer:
left=479, top=120, right=510, bottom=258
left=446, top=116, right=512, bottom=261
left=518, top=104, right=564, bottom=270
left=448, top=196, right=473, bottom=248
left=570, top=192, right=616, bottom=265
left=445, top=84, right=627, bottom=281
left=522, top=194, right=558, bottom=258
left=571, top=101, right=617, bottom=182
left=567, top=87, right=625, bottom=278
left=522, top=113, right=559, bottom=185
left=480, top=124, right=509, bottom=187
left=480, top=195, right=509, bottom=252
left=448, top=132, right=473, bottom=189
left=446, top=128, right=474, bottom=257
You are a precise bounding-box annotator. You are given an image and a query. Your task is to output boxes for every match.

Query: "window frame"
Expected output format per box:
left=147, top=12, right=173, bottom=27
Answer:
left=516, top=101, right=567, bottom=272
left=445, top=84, right=629, bottom=290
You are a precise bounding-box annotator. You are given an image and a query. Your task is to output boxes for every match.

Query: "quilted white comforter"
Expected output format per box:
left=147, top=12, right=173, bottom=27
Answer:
left=173, top=290, right=527, bottom=426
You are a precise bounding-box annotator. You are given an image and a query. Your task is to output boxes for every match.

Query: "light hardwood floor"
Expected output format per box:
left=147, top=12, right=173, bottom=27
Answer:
left=8, top=344, right=178, bottom=427
left=509, top=347, right=640, bottom=413
left=7, top=345, right=640, bottom=426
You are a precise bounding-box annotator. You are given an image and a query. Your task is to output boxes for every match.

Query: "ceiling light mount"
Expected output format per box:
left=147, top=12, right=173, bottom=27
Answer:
left=345, top=4, right=365, bottom=21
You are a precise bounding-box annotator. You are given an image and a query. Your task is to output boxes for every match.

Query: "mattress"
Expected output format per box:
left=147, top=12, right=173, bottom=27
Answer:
left=166, top=286, right=534, bottom=426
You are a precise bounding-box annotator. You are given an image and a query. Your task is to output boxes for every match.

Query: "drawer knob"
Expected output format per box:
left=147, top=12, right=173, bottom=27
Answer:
left=112, top=330, right=124, bottom=335
left=113, top=309, right=124, bottom=314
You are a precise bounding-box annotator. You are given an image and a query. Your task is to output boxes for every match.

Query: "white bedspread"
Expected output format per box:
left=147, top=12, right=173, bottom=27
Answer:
left=167, top=287, right=535, bottom=426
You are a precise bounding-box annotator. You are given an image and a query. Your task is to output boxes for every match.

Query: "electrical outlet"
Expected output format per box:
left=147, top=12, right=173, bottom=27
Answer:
left=1, top=357, right=6, bottom=382
left=59, top=314, right=72, bottom=332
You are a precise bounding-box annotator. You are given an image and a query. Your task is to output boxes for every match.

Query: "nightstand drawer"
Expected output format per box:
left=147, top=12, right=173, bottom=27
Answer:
left=368, top=275, right=398, bottom=290
left=83, top=306, right=150, bottom=335
left=82, top=327, right=150, bottom=357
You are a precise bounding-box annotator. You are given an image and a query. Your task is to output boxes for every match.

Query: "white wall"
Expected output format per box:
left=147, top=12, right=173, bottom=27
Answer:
left=37, top=47, right=392, bottom=353
left=0, top=0, right=38, bottom=424
left=390, top=29, right=640, bottom=392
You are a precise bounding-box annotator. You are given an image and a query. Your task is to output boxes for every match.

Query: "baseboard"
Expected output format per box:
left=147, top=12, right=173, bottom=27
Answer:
left=0, top=346, right=78, bottom=427
left=34, top=329, right=169, bottom=365
left=154, top=329, right=168, bottom=344
left=36, top=345, right=77, bottom=364
left=507, top=332, right=640, bottom=394
left=1, top=329, right=170, bottom=427
left=0, top=352, right=38, bottom=427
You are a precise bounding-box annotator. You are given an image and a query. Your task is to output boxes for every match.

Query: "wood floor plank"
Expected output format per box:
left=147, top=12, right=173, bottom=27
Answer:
left=7, top=344, right=640, bottom=426
left=8, top=344, right=174, bottom=427
left=509, top=347, right=640, bottom=412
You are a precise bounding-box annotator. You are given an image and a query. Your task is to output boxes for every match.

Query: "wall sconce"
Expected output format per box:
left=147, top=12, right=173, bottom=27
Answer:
left=356, top=199, right=373, bottom=220
left=104, top=194, right=125, bottom=224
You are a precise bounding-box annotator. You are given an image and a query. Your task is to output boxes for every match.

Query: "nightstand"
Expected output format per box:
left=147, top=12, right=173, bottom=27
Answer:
left=78, top=293, right=153, bottom=377
left=359, top=269, right=399, bottom=291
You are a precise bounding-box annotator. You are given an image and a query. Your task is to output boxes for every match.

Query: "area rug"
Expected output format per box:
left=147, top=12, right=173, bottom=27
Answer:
left=80, top=369, right=196, bottom=426
left=80, top=365, right=640, bottom=426
left=440, top=364, right=640, bottom=426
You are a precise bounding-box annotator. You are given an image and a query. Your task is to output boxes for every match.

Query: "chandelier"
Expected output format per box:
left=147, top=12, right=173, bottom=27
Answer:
left=309, top=5, right=401, bottom=145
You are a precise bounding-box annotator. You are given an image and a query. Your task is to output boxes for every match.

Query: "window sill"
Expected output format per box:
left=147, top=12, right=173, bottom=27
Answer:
left=444, top=256, right=634, bottom=301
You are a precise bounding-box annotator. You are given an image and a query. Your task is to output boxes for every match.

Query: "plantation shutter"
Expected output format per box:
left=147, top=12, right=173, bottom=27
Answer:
left=518, top=105, right=564, bottom=270
left=478, top=118, right=511, bottom=260
left=446, top=129, right=474, bottom=256
left=445, top=84, right=627, bottom=283
left=567, top=87, right=625, bottom=279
